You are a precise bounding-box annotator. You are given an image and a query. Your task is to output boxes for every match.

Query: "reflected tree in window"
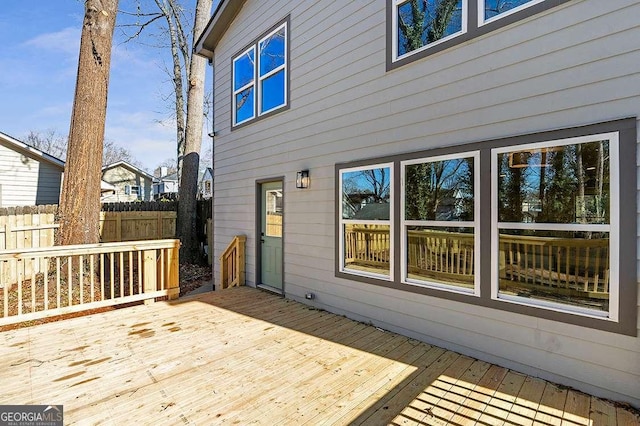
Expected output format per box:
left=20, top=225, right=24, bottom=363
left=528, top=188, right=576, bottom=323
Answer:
left=498, top=141, right=609, bottom=225
left=342, top=168, right=390, bottom=220
left=405, top=158, right=473, bottom=221
left=484, top=0, right=536, bottom=20
left=397, top=0, right=463, bottom=56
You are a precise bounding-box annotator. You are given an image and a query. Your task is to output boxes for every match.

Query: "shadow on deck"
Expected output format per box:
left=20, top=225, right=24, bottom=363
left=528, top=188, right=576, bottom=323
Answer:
left=0, top=286, right=637, bottom=425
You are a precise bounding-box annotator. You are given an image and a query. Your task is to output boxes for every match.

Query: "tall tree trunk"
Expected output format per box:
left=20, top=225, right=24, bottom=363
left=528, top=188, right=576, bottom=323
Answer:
left=58, top=0, right=118, bottom=246
left=155, top=0, right=188, bottom=185
left=177, top=0, right=213, bottom=263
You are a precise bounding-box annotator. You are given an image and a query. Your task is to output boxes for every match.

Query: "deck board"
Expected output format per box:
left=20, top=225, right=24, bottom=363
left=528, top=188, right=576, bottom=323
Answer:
left=0, top=286, right=638, bottom=425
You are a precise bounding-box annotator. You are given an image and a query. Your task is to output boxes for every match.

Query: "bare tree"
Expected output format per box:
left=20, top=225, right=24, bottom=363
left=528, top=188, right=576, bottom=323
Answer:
left=25, top=130, right=68, bottom=160
left=121, top=0, right=213, bottom=263
left=102, top=139, right=145, bottom=168
left=177, top=0, right=213, bottom=263
left=58, top=0, right=119, bottom=246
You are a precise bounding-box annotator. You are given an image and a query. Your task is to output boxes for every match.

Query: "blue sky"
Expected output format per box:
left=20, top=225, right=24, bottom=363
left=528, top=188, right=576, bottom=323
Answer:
left=0, top=1, right=203, bottom=171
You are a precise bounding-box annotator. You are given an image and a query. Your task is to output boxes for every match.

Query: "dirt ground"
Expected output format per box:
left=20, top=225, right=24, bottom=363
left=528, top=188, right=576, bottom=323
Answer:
left=0, top=263, right=212, bottom=332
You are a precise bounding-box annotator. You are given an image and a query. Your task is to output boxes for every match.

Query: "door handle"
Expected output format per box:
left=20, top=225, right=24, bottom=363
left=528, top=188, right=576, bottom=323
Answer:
left=261, top=238, right=265, bottom=243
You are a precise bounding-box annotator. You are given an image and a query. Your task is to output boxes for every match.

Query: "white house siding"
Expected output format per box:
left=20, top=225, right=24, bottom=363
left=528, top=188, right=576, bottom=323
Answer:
left=210, top=0, right=640, bottom=405
left=0, top=142, right=62, bottom=207
left=101, top=166, right=152, bottom=202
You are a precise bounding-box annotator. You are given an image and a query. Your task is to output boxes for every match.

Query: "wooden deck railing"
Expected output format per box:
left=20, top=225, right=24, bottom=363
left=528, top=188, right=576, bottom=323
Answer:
left=219, top=235, right=246, bottom=290
left=0, top=239, right=180, bottom=326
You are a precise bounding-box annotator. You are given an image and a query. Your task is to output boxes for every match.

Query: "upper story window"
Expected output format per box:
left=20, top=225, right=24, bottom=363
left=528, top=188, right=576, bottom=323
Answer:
left=395, top=0, right=466, bottom=59
left=481, top=0, right=544, bottom=25
left=388, top=0, right=572, bottom=69
left=232, top=19, right=288, bottom=128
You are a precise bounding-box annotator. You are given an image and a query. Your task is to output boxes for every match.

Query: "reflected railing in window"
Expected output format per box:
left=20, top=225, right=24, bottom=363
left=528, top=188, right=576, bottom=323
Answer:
left=406, top=228, right=475, bottom=290
left=498, top=232, right=610, bottom=312
left=344, top=224, right=390, bottom=276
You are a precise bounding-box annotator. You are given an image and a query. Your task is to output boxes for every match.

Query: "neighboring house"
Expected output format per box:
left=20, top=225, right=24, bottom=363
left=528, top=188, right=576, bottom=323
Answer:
left=198, top=167, right=213, bottom=200
left=195, top=0, right=640, bottom=407
left=101, top=161, right=153, bottom=202
left=152, top=168, right=179, bottom=200
left=0, top=131, right=64, bottom=207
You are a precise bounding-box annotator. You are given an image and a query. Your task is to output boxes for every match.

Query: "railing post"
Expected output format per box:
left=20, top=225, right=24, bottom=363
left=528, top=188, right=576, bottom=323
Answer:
left=142, top=250, right=157, bottom=299
left=165, top=240, right=180, bottom=300
left=237, top=236, right=246, bottom=286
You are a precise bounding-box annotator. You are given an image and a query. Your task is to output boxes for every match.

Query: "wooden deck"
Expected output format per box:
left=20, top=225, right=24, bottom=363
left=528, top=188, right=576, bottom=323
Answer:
left=0, top=287, right=637, bottom=425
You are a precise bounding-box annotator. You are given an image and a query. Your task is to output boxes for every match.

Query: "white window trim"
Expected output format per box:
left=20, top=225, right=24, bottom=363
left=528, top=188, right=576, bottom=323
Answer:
left=339, top=163, right=394, bottom=281
left=257, top=23, right=288, bottom=116
left=232, top=45, right=256, bottom=126
left=478, top=0, right=545, bottom=27
left=400, top=151, right=480, bottom=296
left=392, top=0, right=468, bottom=62
left=490, top=132, right=620, bottom=321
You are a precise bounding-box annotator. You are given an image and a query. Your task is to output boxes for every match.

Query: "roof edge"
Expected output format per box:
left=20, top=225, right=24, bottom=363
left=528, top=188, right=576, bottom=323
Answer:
left=102, top=161, right=154, bottom=180
left=194, top=0, right=249, bottom=59
left=0, top=131, right=65, bottom=169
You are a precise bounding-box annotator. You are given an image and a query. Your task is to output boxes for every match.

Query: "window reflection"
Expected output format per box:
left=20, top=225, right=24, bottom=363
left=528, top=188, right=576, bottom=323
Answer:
left=397, top=0, right=464, bottom=56
left=342, top=168, right=391, bottom=220
left=498, top=229, right=609, bottom=312
left=484, top=0, right=536, bottom=21
left=405, top=158, right=474, bottom=221
left=498, top=141, right=610, bottom=224
left=265, top=189, right=282, bottom=237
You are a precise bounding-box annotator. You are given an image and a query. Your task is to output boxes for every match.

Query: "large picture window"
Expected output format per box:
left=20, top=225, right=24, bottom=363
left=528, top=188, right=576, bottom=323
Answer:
left=339, top=164, right=393, bottom=279
left=492, top=134, right=619, bottom=319
left=335, top=119, right=636, bottom=335
left=388, top=0, right=571, bottom=68
left=232, top=20, right=288, bottom=127
left=401, top=152, right=480, bottom=294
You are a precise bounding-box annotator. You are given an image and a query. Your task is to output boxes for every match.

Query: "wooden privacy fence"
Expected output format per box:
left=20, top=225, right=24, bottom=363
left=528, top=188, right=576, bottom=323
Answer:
left=100, top=210, right=177, bottom=242
left=0, top=206, right=57, bottom=251
left=0, top=239, right=180, bottom=326
left=219, top=235, right=246, bottom=290
left=0, top=206, right=176, bottom=247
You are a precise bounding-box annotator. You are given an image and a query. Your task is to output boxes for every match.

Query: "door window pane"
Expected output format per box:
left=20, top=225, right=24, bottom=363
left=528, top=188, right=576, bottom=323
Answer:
left=265, top=189, right=282, bottom=237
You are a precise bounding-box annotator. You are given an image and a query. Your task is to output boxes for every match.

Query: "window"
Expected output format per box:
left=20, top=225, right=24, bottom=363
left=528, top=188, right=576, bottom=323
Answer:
left=232, top=19, right=288, bottom=127
left=388, top=0, right=572, bottom=68
left=402, top=152, right=480, bottom=294
left=481, top=0, right=544, bottom=25
left=339, top=164, right=393, bottom=279
left=492, top=134, right=618, bottom=319
left=394, top=0, right=466, bottom=59
left=125, top=185, right=140, bottom=196
left=336, top=118, right=636, bottom=335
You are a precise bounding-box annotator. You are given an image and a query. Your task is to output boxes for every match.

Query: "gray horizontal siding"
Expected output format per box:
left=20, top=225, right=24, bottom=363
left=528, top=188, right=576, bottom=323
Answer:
left=210, top=0, right=640, bottom=405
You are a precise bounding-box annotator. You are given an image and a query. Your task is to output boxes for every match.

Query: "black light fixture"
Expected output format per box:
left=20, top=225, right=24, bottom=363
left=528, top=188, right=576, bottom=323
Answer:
left=296, top=170, right=310, bottom=189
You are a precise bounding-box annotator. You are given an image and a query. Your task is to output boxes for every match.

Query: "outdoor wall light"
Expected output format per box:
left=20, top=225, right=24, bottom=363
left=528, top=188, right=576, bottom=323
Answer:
left=296, top=170, right=310, bottom=189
